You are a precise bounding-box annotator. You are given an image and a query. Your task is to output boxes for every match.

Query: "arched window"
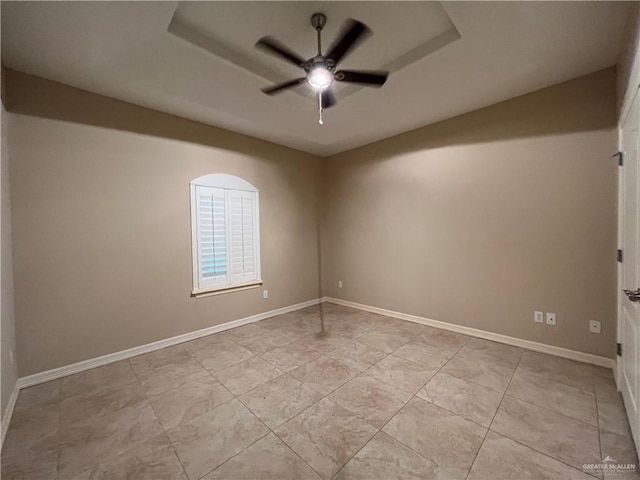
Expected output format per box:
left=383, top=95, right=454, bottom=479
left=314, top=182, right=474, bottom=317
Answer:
left=190, top=174, right=261, bottom=296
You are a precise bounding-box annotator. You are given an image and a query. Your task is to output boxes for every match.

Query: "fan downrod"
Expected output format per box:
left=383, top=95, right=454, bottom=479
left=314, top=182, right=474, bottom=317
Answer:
left=311, top=13, right=327, bottom=32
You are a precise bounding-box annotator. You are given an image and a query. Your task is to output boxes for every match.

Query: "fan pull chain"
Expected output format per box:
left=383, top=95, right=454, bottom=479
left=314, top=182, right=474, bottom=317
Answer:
left=318, top=92, right=324, bottom=125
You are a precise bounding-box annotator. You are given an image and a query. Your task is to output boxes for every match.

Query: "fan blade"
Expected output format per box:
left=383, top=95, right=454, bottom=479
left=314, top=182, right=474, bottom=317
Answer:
left=261, top=78, right=306, bottom=95
left=335, top=70, right=388, bottom=86
left=256, top=36, right=306, bottom=67
left=325, top=19, right=371, bottom=65
left=320, top=90, right=337, bottom=109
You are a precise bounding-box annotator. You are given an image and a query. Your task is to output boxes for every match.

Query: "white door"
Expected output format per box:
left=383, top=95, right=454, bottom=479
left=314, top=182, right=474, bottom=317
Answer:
left=619, top=86, right=640, bottom=455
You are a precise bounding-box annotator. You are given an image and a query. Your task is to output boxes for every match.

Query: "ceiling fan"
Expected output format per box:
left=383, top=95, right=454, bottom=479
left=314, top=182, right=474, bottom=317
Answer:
left=255, top=13, right=389, bottom=124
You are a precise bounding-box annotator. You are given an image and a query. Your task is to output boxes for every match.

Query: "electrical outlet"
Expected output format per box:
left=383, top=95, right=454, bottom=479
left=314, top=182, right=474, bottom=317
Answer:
left=534, top=311, right=544, bottom=323
left=338, top=280, right=343, bottom=288
left=9, top=349, right=14, bottom=366
left=263, top=290, right=268, bottom=299
left=546, top=312, right=556, bottom=326
left=589, top=320, right=601, bottom=334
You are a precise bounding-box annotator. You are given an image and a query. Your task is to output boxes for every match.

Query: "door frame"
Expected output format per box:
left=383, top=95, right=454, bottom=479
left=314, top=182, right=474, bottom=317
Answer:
left=617, top=83, right=640, bottom=385
left=617, top=83, right=640, bottom=458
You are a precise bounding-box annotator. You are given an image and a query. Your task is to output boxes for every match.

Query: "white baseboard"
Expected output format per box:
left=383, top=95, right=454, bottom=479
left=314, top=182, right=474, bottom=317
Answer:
left=1, top=382, right=20, bottom=451
left=19, top=298, right=321, bottom=389
left=323, top=296, right=616, bottom=369
left=14, top=294, right=614, bottom=401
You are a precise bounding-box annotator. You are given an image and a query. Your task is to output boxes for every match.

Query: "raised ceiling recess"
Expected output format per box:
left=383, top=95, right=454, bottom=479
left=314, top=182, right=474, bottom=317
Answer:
left=168, top=1, right=460, bottom=103
left=1, top=1, right=629, bottom=155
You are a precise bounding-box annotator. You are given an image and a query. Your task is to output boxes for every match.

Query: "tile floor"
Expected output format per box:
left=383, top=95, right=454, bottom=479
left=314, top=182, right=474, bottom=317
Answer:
left=2, top=304, right=639, bottom=480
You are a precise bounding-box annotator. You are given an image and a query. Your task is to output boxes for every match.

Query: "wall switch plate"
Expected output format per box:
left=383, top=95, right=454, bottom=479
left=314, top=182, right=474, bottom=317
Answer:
left=589, top=320, right=601, bottom=334
left=546, top=312, right=557, bottom=325
left=338, top=280, right=343, bottom=288
left=534, top=311, right=544, bottom=323
left=9, top=349, right=14, bottom=366
left=263, top=290, right=268, bottom=299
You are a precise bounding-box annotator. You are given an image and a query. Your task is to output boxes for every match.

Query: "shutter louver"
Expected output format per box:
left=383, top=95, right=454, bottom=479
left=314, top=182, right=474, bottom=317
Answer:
left=196, top=186, right=228, bottom=287
left=230, top=190, right=257, bottom=284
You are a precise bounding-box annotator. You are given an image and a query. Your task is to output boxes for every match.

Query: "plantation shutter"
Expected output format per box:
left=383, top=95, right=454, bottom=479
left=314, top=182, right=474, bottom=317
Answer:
left=195, top=186, right=228, bottom=288
left=229, top=190, right=258, bottom=284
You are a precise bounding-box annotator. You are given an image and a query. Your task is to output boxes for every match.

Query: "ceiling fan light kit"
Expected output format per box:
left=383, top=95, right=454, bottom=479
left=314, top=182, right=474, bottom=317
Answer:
left=256, top=12, right=389, bottom=125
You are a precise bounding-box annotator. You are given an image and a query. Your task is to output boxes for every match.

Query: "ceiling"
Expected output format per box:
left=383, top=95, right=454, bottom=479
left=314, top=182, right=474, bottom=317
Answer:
left=1, top=1, right=629, bottom=156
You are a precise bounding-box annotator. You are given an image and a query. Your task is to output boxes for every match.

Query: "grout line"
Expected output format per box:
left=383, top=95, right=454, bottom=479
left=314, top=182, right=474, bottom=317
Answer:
left=25, top=305, right=615, bottom=480
left=332, top=334, right=472, bottom=479
left=595, top=385, right=605, bottom=480
left=232, top=376, right=327, bottom=480
left=473, top=360, right=604, bottom=480
left=126, top=357, right=192, bottom=480
left=464, top=351, right=523, bottom=480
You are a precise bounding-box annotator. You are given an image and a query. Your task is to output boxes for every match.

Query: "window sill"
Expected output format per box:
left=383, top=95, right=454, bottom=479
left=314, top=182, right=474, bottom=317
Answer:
left=191, top=280, right=263, bottom=298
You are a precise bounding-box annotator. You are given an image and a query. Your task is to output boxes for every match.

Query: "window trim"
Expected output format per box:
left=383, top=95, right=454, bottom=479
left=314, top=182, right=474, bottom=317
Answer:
left=190, top=174, right=262, bottom=296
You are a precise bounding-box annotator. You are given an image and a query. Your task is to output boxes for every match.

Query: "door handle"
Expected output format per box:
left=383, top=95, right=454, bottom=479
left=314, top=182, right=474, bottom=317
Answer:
left=623, top=289, right=640, bottom=302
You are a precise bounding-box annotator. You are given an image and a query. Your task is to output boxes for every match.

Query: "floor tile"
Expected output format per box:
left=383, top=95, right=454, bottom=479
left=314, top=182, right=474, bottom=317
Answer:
left=439, top=348, right=516, bottom=393
left=276, top=397, right=378, bottom=479
left=2, top=307, right=633, bottom=480
left=58, top=393, right=164, bottom=478
left=148, top=375, right=233, bottom=430
left=14, top=380, right=61, bottom=409
left=462, top=338, right=523, bottom=367
left=290, top=356, right=359, bottom=395
left=394, top=340, right=453, bottom=369
left=491, top=395, right=600, bottom=471
left=600, top=430, right=640, bottom=480
left=70, top=434, right=187, bottom=480
left=418, top=372, right=503, bottom=427
left=300, top=333, right=353, bottom=355
left=214, top=356, right=284, bottom=395
left=132, top=348, right=211, bottom=396
left=325, top=341, right=387, bottom=372
left=239, top=374, right=322, bottom=429
left=329, top=375, right=412, bottom=428
left=383, top=397, right=486, bottom=477
left=468, top=431, right=594, bottom=480
left=2, top=398, right=59, bottom=456
left=129, top=344, right=190, bottom=375
left=518, top=351, right=596, bottom=393
left=593, top=366, right=616, bottom=386
left=335, top=431, right=458, bottom=480
left=202, top=432, right=322, bottom=480
left=261, top=343, right=323, bottom=372
left=352, top=311, right=402, bottom=329
left=367, top=355, right=437, bottom=395
left=1, top=398, right=59, bottom=479
left=507, top=369, right=597, bottom=426
left=235, top=328, right=297, bottom=355
left=258, top=312, right=315, bottom=334
left=356, top=329, right=415, bottom=354
left=597, top=382, right=633, bottom=437
left=414, top=327, right=470, bottom=356
left=59, top=381, right=148, bottom=428
left=185, top=337, right=255, bottom=373
left=1, top=448, right=58, bottom=480
left=60, top=360, right=139, bottom=399
left=323, top=323, right=369, bottom=341
left=166, top=398, right=269, bottom=480
left=374, top=319, right=427, bottom=338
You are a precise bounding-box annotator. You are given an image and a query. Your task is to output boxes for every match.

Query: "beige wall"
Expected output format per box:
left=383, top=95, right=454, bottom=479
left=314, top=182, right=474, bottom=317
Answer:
left=1, top=100, right=18, bottom=423
left=5, top=71, right=321, bottom=376
left=322, top=68, right=618, bottom=358
left=4, top=66, right=619, bottom=376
